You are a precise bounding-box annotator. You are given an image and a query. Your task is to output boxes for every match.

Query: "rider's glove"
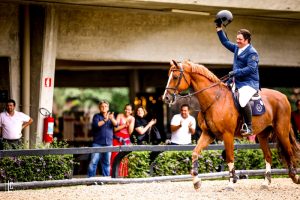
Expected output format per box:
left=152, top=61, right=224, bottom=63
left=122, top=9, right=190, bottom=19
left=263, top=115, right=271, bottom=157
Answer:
left=228, top=71, right=234, bottom=78
left=214, top=18, right=222, bottom=28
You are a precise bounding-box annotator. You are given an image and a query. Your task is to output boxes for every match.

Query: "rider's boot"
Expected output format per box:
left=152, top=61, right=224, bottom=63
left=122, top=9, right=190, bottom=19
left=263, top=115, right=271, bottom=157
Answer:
left=240, top=102, right=253, bottom=137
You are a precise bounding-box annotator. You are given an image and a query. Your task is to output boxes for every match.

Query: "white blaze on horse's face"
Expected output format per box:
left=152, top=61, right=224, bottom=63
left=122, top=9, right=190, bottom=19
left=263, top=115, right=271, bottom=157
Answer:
left=162, top=70, right=174, bottom=101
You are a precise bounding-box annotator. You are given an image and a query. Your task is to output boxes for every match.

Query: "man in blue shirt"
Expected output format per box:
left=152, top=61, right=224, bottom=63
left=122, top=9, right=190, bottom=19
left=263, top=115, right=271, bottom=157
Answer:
left=88, top=100, right=118, bottom=177
left=215, top=22, right=260, bottom=137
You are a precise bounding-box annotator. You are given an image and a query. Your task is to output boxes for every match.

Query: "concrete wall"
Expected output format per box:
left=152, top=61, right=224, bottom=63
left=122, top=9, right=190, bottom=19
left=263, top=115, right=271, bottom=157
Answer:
left=0, top=3, right=20, bottom=105
left=56, top=6, right=300, bottom=67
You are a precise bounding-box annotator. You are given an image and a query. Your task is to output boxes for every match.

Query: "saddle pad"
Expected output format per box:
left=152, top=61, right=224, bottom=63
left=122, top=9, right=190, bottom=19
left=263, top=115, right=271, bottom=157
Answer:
left=232, top=91, right=266, bottom=116
left=250, top=99, right=266, bottom=116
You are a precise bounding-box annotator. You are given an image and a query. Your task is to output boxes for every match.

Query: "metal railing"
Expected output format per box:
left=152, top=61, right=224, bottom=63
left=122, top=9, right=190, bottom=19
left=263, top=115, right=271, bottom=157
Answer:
left=0, top=143, right=276, bottom=178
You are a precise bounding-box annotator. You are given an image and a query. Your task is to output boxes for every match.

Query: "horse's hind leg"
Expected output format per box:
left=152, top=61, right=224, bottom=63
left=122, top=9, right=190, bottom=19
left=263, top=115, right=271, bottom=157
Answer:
left=275, top=124, right=300, bottom=184
left=191, top=131, right=214, bottom=190
left=257, top=128, right=273, bottom=187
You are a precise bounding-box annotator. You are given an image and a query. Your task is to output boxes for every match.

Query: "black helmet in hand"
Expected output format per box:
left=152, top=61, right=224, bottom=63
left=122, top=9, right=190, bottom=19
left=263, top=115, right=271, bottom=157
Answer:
left=215, top=10, right=233, bottom=27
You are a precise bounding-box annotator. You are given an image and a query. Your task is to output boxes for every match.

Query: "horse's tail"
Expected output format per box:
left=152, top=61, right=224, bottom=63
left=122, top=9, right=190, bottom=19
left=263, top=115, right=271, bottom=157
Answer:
left=277, top=126, right=300, bottom=167
left=289, top=127, right=300, bottom=166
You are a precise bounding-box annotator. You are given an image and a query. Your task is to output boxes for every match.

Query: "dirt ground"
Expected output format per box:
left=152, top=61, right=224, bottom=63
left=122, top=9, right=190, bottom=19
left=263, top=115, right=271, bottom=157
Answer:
left=0, top=178, right=299, bottom=200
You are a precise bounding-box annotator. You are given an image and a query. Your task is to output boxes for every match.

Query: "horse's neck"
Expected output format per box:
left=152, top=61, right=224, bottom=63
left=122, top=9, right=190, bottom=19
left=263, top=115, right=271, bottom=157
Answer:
left=190, top=75, right=220, bottom=112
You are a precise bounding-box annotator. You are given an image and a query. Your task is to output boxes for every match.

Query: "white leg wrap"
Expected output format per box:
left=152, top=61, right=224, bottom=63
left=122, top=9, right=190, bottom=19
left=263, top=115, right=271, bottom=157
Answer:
left=265, top=160, right=271, bottom=172
left=263, top=160, right=271, bottom=186
left=228, top=162, right=234, bottom=172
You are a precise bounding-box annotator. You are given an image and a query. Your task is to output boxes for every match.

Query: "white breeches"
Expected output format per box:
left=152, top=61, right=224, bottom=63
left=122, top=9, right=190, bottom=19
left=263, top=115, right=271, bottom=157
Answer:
left=238, top=86, right=257, bottom=107
left=231, top=84, right=257, bottom=108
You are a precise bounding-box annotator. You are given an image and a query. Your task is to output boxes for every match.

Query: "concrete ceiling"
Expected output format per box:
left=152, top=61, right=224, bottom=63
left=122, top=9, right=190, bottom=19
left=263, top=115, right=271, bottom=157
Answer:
left=2, top=0, right=300, bottom=21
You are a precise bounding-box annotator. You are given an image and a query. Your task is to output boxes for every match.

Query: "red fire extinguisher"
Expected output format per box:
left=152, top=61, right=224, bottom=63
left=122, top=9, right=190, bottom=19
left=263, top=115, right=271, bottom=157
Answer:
left=39, top=108, right=54, bottom=143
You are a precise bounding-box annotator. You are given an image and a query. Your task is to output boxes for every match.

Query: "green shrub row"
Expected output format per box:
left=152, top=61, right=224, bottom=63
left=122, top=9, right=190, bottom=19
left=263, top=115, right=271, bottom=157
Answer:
left=0, top=142, right=284, bottom=182
left=127, top=149, right=284, bottom=178
left=0, top=140, right=77, bottom=183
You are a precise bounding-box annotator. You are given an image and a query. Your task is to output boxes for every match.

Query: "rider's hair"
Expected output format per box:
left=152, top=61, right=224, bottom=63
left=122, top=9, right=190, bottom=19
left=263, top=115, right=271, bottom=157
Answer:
left=237, top=29, right=251, bottom=43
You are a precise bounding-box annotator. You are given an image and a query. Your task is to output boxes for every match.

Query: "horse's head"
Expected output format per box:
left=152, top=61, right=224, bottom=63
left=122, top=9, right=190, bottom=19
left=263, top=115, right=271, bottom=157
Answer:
left=162, top=60, right=191, bottom=105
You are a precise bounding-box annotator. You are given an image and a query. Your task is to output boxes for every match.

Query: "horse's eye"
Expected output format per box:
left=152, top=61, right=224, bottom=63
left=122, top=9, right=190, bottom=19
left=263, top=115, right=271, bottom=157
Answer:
left=173, top=75, right=179, bottom=80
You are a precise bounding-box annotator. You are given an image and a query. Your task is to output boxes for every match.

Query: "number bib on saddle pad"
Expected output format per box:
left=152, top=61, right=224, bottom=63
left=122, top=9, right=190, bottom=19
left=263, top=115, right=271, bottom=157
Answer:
left=232, top=91, right=266, bottom=116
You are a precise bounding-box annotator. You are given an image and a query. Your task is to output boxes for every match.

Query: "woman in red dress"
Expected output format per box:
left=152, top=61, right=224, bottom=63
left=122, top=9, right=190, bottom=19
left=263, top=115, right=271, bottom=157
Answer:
left=110, top=104, right=135, bottom=177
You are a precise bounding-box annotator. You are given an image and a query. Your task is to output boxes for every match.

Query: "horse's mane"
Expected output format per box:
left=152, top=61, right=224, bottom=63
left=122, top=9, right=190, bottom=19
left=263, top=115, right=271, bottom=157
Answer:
left=184, top=61, right=220, bottom=83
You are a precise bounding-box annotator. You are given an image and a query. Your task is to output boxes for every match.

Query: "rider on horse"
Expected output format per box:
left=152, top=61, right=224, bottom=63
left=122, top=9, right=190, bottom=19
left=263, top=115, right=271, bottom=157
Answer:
left=215, top=10, right=260, bottom=137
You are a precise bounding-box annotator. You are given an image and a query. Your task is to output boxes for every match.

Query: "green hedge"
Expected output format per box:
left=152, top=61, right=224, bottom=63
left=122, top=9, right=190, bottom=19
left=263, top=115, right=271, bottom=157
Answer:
left=127, top=149, right=284, bottom=178
left=0, top=142, right=285, bottom=181
left=0, top=140, right=77, bottom=183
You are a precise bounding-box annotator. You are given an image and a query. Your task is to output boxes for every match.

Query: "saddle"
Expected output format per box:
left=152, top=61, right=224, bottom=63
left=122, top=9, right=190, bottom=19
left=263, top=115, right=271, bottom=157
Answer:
left=232, top=91, right=266, bottom=116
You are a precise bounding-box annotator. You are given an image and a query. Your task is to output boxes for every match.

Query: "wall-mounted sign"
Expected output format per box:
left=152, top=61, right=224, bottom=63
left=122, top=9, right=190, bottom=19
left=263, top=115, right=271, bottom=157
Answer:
left=44, top=77, right=52, bottom=87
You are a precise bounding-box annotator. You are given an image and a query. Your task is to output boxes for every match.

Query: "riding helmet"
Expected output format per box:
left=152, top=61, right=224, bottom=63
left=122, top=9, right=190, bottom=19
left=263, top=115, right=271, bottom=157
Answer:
left=215, top=10, right=233, bottom=27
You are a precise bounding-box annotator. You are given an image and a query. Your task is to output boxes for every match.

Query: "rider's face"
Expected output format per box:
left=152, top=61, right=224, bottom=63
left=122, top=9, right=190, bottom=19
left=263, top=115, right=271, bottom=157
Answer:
left=236, top=34, right=248, bottom=49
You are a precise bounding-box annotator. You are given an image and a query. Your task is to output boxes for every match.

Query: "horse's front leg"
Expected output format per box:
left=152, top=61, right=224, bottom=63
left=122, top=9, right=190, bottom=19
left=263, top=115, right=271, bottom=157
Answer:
left=223, top=132, right=238, bottom=191
left=257, top=132, right=273, bottom=188
left=191, top=131, right=214, bottom=191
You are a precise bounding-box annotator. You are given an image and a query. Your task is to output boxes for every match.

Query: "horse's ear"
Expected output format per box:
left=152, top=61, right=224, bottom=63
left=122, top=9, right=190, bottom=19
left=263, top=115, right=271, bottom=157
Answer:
left=172, top=60, right=179, bottom=67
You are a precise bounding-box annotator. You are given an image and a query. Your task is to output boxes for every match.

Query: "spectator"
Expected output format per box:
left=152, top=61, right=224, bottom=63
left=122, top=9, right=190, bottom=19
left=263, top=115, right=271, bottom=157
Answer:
left=0, top=99, right=33, bottom=150
left=170, top=104, right=196, bottom=145
left=87, top=100, right=118, bottom=177
left=131, top=105, right=156, bottom=145
left=111, top=104, right=135, bottom=177
left=291, top=99, right=300, bottom=141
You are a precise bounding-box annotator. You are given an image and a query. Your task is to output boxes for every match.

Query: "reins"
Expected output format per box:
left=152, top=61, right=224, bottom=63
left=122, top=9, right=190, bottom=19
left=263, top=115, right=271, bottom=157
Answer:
left=176, top=74, right=229, bottom=99
left=175, top=74, right=230, bottom=113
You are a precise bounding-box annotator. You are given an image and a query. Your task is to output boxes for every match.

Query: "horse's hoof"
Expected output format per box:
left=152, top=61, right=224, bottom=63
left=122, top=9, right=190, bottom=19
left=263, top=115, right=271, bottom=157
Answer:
left=292, top=175, right=300, bottom=184
left=193, top=181, right=201, bottom=191
left=193, top=178, right=202, bottom=191
left=233, top=177, right=238, bottom=184
left=224, top=186, right=234, bottom=191
left=260, top=184, right=269, bottom=190
left=265, top=171, right=271, bottom=184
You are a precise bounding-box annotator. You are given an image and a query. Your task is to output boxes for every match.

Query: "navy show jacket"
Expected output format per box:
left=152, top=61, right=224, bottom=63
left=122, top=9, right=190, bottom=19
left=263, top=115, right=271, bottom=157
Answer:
left=217, top=30, right=260, bottom=91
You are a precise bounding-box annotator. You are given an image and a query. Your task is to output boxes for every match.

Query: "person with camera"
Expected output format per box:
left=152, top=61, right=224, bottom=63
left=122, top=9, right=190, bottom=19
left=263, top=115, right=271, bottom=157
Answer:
left=87, top=100, right=118, bottom=177
left=215, top=10, right=260, bottom=137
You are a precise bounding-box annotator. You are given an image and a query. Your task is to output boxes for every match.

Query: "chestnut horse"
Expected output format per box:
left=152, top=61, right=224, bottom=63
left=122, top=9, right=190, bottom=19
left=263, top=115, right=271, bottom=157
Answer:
left=163, top=60, right=300, bottom=190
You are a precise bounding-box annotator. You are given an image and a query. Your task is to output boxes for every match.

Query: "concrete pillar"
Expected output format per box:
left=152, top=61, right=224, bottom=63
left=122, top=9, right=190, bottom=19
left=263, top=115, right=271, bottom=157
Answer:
left=35, top=5, right=58, bottom=146
left=129, top=70, right=140, bottom=105
left=22, top=5, right=30, bottom=148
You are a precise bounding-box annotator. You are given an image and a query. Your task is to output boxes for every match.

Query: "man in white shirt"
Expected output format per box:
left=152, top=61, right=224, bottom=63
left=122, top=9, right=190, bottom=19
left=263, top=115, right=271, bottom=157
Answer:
left=170, top=104, right=196, bottom=145
left=0, top=99, right=33, bottom=149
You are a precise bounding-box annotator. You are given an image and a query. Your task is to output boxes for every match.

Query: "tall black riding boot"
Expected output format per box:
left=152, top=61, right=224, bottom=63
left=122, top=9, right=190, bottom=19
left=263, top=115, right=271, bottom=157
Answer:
left=240, top=102, right=253, bottom=136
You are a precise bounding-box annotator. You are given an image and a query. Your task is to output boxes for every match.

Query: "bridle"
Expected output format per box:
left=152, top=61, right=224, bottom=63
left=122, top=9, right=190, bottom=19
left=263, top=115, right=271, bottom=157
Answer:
left=163, top=63, right=190, bottom=105
left=163, top=63, right=230, bottom=112
left=165, top=64, right=189, bottom=92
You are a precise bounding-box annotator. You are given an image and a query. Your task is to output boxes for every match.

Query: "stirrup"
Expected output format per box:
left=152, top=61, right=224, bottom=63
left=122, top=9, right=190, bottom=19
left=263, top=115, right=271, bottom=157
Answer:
left=240, top=123, right=253, bottom=137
